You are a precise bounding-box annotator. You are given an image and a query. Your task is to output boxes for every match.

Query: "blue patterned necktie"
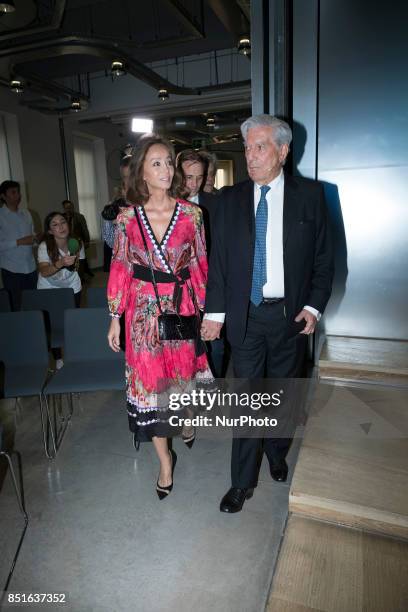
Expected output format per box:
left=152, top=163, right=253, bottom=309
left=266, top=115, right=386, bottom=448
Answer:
left=250, top=185, right=270, bottom=306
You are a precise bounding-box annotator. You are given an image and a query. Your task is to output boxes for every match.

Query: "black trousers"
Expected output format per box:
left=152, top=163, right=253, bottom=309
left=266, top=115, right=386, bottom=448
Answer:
left=230, top=301, right=307, bottom=488
left=0, top=268, right=37, bottom=311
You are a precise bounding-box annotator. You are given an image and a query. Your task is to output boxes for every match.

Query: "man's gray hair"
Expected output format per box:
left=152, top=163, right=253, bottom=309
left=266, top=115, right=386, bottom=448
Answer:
left=240, top=115, right=292, bottom=147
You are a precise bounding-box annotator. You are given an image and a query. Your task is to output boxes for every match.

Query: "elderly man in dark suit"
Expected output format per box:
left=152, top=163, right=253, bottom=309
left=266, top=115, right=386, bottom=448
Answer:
left=201, top=114, right=334, bottom=513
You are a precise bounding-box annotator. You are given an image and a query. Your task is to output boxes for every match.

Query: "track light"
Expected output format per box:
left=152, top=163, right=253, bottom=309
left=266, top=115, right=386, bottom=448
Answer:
left=10, top=79, right=23, bottom=94
left=71, top=98, right=81, bottom=112
left=158, top=88, right=169, bottom=101
left=111, top=60, right=126, bottom=77
left=237, top=36, right=251, bottom=56
left=0, top=1, right=15, bottom=13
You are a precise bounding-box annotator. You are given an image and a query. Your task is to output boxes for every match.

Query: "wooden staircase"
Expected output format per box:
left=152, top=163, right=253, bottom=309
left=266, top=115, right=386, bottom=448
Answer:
left=266, top=337, right=408, bottom=611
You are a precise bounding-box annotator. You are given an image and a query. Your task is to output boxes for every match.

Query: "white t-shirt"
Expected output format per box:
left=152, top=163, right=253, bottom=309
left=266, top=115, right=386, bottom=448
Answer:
left=37, top=241, right=85, bottom=294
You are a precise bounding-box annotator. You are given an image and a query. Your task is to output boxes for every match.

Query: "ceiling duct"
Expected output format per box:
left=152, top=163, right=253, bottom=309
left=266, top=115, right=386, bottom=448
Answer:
left=0, top=0, right=66, bottom=42
left=5, top=36, right=251, bottom=116
left=207, top=0, right=250, bottom=44
left=8, top=36, right=250, bottom=100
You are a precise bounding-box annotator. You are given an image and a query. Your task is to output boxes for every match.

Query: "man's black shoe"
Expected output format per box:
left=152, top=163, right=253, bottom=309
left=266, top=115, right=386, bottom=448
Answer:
left=220, top=487, right=254, bottom=513
left=270, top=459, right=288, bottom=482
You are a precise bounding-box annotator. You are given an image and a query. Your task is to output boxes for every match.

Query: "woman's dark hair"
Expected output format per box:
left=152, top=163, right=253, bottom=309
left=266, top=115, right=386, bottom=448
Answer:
left=126, top=134, right=182, bottom=205
left=41, top=211, right=69, bottom=264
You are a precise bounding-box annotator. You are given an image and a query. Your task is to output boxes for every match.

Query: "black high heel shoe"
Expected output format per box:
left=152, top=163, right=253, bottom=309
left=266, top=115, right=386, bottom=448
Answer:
left=156, top=449, right=177, bottom=500
left=182, top=427, right=196, bottom=449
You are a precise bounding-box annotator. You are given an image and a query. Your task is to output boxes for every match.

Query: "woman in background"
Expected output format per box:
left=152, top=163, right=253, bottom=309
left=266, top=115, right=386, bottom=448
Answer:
left=37, top=212, right=84, bottom=367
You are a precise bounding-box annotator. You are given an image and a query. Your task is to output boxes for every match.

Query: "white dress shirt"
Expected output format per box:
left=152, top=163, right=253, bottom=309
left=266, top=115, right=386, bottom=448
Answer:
left=0, top=205, right=36, bottom=273
left=205, top=171, right=320, bottom=323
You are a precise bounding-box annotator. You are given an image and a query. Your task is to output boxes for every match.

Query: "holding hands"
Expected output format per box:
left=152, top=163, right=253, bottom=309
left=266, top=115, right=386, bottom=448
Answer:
left=201, top=319, right=223, bottom=341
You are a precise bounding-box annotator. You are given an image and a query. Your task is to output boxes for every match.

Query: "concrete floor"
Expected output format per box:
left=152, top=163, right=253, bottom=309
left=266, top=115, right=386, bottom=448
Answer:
left=0, top=391, right=299, bottom=612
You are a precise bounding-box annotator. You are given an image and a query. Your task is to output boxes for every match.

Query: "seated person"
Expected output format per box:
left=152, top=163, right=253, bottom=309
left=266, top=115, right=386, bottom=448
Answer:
left=37, top=212, right=84, bottom=368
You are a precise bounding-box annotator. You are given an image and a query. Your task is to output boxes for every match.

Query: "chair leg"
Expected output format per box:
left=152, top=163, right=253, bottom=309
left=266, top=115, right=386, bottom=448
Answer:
left=41, top=394, right=73, bottom=458
left=0, top=450, right=28, bottom=592
left=38, top=394, right=57, bottom=460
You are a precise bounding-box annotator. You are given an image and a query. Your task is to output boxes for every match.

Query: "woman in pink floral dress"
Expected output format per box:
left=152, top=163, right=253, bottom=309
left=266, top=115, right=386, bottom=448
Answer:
left=107, top=135, right=212, bottom=498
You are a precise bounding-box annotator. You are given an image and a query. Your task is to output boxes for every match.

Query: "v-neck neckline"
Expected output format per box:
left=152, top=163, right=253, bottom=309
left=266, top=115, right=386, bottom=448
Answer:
left=139, top=201, right=179, bottom=248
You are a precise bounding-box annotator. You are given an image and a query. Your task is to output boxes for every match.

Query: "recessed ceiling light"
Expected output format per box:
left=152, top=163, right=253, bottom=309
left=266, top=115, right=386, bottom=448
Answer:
left=10, top=79, right=23, bottom=93
left=238, top=36, right=251, bottom=56
left=0, top=1, right=15, bottom=13
left=111, top=60, right=126, bottom=77
left=158, top=88, right=169, bottom=101
left=71, top=98, right=81, bottom=112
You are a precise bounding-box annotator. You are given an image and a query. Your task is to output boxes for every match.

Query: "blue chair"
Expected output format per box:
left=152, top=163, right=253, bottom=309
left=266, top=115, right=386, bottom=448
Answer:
left=0, top=311, right=58, bottom=459
left=43, top=308, right=125, bottom=413
left=0, top=289, right=11, bottom=312
left=0, top=424, right=28, bottom=592
left=86, top=287, right=107, bottom=308
left=21, top=288, right=76, bottom=350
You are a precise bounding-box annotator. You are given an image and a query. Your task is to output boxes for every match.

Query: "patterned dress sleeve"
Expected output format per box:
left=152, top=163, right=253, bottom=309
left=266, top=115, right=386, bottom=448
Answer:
left=189, top=207, right=208, bottom=310
left=107, top=210, right=133, bottom=317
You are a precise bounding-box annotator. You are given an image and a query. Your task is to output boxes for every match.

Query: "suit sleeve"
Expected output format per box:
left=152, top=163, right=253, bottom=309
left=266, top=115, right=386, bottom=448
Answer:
left=306, top=185, right=334, bottom=313
left=204, top=193, right=227, bottom=313
left=80, top=214, right=90, bottom=244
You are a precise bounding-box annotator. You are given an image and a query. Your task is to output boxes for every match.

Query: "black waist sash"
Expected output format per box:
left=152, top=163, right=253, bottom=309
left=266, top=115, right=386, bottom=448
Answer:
left=133, top=264, right=191, bottom=311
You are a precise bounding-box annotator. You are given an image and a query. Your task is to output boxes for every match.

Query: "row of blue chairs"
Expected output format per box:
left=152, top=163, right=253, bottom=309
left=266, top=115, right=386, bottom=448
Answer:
left=0, top=308, right=125, bottom=460
left=0, top=286, right=107, bottom=312
left=0, top=287, right=107, bottom=348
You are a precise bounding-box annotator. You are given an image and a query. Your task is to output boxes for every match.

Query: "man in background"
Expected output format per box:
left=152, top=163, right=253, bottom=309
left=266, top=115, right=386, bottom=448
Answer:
left=177, top=149, right=226, bottom=378
left=0, top=180, right=37, bottom=310
left=101, top=154, right=132, bottom=271
left=62, top=199, right=93, bottom=278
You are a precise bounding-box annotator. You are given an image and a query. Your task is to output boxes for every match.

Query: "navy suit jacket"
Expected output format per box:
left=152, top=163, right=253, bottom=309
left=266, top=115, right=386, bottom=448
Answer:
left=204, top=174, right=334, bottom=344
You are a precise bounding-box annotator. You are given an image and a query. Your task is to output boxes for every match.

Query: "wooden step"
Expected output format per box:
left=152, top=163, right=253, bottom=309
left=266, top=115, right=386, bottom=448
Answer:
left=318, top=336, right=408, bottom=384
left=267, top=515, right=408, bottom=612
left=289, top=383, right=408, bottom=539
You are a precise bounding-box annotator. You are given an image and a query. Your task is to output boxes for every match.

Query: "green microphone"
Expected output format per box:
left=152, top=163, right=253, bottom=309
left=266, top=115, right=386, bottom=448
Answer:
left=68, top=237, right=80, bottom=255
left=67, top=238, right=80, bottom=271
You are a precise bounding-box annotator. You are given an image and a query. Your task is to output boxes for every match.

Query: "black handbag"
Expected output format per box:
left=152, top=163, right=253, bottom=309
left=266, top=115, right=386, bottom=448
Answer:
left=157, top=312, right=199, bottom=341
left=134, top=207, right=200, bottom=342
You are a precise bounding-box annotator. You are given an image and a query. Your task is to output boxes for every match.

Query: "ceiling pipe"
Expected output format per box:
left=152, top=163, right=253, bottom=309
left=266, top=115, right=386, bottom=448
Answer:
left=14, top=70, right=88, bottom=104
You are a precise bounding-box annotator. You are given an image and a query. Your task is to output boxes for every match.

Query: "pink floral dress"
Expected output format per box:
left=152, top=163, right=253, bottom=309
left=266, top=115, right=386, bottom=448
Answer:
left=107, top=200, right=213, bottom=441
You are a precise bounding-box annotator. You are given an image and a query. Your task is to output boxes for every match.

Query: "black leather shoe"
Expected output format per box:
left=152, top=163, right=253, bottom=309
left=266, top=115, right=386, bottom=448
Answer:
left=220, top=487, right=254, bottom=513
left=270, top=459, right=288, bottom=482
